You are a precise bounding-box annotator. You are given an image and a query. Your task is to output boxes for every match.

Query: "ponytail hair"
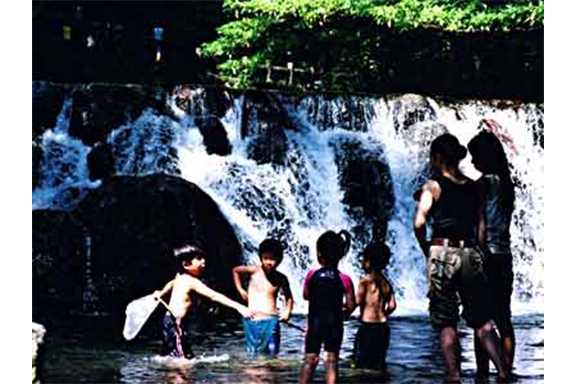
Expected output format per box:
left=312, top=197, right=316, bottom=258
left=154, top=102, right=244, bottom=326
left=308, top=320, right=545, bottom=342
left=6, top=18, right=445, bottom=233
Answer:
left=338, top=230, right=352, bottom=256
left=317, top=229, right=352, bottom=267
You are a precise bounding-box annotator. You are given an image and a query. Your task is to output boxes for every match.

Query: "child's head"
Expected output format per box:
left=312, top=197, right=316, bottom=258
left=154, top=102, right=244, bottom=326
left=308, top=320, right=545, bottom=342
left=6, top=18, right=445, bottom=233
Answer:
left=362, top=242, right=391, bottom=273
left=174, top=243, right=207, bottom=276
left=316, top=230, right=352, bottom=267
left=258, top=238, right=284, bottom=273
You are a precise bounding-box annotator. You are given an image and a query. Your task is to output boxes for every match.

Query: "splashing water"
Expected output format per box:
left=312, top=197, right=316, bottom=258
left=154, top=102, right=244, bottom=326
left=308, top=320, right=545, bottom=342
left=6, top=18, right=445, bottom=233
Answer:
left=33, top=86, right=544, bottom=316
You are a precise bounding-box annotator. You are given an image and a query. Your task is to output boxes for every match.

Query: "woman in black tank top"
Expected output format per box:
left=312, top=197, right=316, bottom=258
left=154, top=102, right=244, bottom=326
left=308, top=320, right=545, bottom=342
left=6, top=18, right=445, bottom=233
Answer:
left=429, top=175, right=479, bottom=243
left=413, top=133, right=511, bottom=382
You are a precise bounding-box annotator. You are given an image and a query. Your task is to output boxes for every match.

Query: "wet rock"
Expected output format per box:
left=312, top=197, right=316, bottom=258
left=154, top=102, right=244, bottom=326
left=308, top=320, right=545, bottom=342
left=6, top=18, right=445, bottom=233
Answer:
left=87, top=143, right=115, bottom=181
left=32, top=322, right=46, bottom=384
left=33, top=82, right=71, bottom=140
left=194, top=116, right=232, bottom=156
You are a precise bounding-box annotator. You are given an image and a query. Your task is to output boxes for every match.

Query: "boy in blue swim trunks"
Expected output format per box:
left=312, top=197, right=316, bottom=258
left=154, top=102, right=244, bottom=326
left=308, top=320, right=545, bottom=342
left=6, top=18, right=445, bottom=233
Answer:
left=232, top=238, right=294, bottom=356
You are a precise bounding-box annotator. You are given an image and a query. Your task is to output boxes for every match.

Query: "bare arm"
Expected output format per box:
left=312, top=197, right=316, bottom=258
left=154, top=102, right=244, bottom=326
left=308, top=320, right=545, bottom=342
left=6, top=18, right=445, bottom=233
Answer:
left=355, top=279, right=366, bottom=316
left=152, top=278, right=177, bottom=315
left=482, top=118, right=519, bottom=155
left=154, top=278, right=175, bottom=299
left=190, top=278, right=254, bottom=319
left=232, top=265, right=257, bottom=302
left=303, top=270, right=313, bottom=300
left=386, top=293, right=397, bottom=317
left=414, top=181, right=437, bottom=256
left=476, top=178, right=487, bottom=247
left=385, top=282, right=397, bottom=317
left=278, top=274, right=294, bottom=322
left=343, top=283, right=356, bottom=319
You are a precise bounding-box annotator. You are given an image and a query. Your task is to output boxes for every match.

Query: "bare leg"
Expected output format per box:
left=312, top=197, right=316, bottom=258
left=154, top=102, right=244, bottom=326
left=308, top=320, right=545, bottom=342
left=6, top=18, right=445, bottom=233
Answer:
left=299, top=353, right=319, bottom=384
left=440, top=326, right=461, bottom=383
left=324, top=352, right=338, bottom=384
left=475, top=321, right=510, bottom=381
left=474, top=333, right=490, bottom=380
left=495, top=318, right=516, bottom=371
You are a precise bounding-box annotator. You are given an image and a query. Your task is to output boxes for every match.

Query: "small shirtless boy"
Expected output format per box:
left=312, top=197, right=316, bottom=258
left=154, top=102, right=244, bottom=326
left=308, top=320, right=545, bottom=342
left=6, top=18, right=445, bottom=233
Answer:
left=353, top=242, right=397, bottom=372
left=232, top=238, right=294, bottom=356
left=154, top=244, right=254, bottom=359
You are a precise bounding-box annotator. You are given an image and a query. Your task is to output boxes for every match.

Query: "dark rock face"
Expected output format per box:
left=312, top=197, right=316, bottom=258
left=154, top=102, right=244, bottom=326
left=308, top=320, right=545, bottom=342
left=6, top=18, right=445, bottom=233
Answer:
left=33, top=174, right=244, bottom=325
left=33, top=143, right=43, bottom=189
left=33, top=210, right=86, bottom=320
left=87, top=143, right=115, bottom=181
left=172, top=86, right=234, bottom=119
left=332, top=137, right=394, bottom=247
left=194, top=116, right=232, bottom=156
left=68, top=84, right=165, bottom=145
left=72, top=174, right=243, bottom=317
left=33, top=82, right=71, bottom=140
left=242, top=92, right=294, bottom=165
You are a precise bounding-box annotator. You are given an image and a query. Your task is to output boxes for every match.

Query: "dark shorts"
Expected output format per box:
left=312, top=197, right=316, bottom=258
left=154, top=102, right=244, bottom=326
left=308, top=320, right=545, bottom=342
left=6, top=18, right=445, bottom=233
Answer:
left=483, top=252, right=513, bottom=323
left=305, top=313, right=343, bottom=354
left=161, top=314, right=194, bottom=359
left=242, top=317, right=280, bottom=356
left=427, top=244, right=491, bottom=329
left=353, top=322, right=390, bottom=370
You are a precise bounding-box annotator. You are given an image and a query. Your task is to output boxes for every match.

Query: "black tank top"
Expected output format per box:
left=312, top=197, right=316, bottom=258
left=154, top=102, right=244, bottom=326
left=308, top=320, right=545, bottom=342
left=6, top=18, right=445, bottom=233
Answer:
left=430, top=175, right=478, bottom=242
left=308, top=267, right=345, bottom=318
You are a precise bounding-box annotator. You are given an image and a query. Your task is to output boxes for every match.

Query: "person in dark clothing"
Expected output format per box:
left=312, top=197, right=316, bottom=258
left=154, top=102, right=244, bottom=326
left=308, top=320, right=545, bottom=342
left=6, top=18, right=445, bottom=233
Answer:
left=299, top=230, right=356, bottom=384
left=468, top=123, right=517, bottom=378
left=413, top=133, right=511, bottom=382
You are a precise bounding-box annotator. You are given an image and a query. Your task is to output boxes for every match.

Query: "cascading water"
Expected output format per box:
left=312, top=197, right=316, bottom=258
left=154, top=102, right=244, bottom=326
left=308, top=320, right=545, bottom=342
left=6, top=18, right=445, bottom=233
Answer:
left=434, top=102, right=544, bottom=313
left=33, top=94, right=100, bottom=210
left=110, top=109, right=182, bottom=177
left=366, top=98, right=544, bottom=314
left=32, top=85, right=544, bottom=316
left=174, top=100, right=360, bottom=307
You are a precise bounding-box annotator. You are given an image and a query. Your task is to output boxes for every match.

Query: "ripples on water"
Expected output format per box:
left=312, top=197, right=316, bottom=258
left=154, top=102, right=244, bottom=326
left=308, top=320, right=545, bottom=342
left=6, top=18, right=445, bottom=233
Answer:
left=42, top=314, right=543, bottom=383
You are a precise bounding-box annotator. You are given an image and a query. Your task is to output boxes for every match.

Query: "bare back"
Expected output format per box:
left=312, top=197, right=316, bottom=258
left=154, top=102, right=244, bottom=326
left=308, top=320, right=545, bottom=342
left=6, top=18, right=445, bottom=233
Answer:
left=358, top=273, right=396, bottom=323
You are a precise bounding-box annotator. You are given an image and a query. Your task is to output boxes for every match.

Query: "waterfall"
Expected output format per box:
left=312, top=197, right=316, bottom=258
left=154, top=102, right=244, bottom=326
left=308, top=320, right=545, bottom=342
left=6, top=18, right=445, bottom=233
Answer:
left=82, top=235, right=99, bottom=314
left=32, top=85, right=544, bottom=316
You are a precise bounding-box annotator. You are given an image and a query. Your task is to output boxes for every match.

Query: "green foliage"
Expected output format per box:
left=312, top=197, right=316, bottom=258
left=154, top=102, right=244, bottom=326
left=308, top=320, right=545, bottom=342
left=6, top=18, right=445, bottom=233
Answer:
left=201, top=0, right=543, bottom=90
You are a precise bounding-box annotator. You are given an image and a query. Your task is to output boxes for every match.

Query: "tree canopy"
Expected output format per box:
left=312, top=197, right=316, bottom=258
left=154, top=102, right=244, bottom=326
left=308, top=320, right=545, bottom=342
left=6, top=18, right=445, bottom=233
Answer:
left=200, top=0, right=543, bottom=92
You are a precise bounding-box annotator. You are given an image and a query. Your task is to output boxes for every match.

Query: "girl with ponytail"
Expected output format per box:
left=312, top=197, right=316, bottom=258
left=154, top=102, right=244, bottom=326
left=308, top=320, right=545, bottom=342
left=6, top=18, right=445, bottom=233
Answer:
left=299, top=230, right=356, bottom=384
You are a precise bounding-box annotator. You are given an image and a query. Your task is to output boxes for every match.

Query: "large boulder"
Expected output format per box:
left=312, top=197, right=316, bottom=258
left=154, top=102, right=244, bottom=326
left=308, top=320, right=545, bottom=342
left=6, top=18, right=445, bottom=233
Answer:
left=73, top=174, right=243, bottom=318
